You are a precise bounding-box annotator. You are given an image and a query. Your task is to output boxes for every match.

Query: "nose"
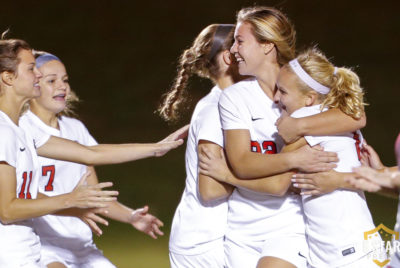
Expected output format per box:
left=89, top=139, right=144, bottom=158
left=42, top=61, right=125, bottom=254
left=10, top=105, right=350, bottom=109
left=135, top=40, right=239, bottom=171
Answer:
left=273, top=90, right=281, bottom=103
left=34, top=67, right=42, bottom=79
left=230, top=41, right=238, bottom=54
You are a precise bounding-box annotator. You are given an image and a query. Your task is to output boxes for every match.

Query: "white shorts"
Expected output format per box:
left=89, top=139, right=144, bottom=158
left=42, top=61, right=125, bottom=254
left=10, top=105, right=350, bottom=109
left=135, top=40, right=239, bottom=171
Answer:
left=169, top=246, right=226, bottom=268
left=335, top=254, right=380, bottom=268
left=41, top=245, right=115, bottom=268
left=224, top=237, right=262, bottom=268
left=260, top=234, right=308, bottom=268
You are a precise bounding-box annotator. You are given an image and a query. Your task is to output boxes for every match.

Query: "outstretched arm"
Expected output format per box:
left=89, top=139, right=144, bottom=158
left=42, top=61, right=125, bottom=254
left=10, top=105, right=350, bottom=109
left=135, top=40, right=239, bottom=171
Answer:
left=36, top=125, right=189, bottom=166
left=276, top=108, right=366, bottom=144
left=85, top=167, right=164, bottom=239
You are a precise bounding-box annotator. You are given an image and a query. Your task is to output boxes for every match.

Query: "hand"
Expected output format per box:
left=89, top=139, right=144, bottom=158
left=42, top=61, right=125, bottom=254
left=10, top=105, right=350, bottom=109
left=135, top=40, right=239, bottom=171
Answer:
left=67, top=172, right=119, bottom=209
left=345, top=175, right=382, bottom=192
left=129, top=206, right=164, bottom=239
left=156, top=124, right=189, bottom=157
left=360, top=140, right=384, bottom=170
left=350, top=166, right=400, bottom=189
left=198, top=147, right=232, bottom=182
left=76, top=208, right=109, bottom=236
left=291, top=170, right=342, bottom=195
left=292, top=145, right=338, bottom=173
left=276, top=111, right=301, bottom=144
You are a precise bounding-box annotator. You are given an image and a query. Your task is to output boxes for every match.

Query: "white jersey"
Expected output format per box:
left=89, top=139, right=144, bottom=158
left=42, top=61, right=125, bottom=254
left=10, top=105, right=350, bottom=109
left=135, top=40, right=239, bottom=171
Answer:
left=20, top=111, right=98, bottom=263
left=169, top=86, right=228, bottom=255
left=291, top=105, right=375, bottom=267
left=218, top=78, right=305, bottom=243
left=0, top=110, right=50, bottom=266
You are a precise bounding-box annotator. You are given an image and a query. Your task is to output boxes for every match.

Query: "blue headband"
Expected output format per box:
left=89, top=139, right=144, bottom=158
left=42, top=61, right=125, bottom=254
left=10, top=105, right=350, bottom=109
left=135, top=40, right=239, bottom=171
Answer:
left=36, top=53, right=61, bottom=69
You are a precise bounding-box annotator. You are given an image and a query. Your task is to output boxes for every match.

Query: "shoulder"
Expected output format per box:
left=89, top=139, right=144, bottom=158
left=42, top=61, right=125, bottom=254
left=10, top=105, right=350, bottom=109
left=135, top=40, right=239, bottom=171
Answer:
left=59, top=116, right=86, bottom=130
left=0, top=122, right=17, bottom=140
left=223, top=78, right=257, bottom=97
left=291, top=105, right=322, bottom=119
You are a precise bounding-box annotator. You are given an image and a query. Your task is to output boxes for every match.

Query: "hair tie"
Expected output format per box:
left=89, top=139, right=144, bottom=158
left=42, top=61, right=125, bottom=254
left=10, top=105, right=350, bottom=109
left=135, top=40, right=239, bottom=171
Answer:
left=36, top=53, right=61, bottom=69
left=207, top=24, right=235, bottom=61
left=289, top=59, right=330, bottom=95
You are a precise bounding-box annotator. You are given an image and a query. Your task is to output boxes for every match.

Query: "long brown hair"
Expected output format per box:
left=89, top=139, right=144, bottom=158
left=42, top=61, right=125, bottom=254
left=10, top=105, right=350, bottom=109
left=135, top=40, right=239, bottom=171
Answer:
left=158, top=24, right=234, bottom=122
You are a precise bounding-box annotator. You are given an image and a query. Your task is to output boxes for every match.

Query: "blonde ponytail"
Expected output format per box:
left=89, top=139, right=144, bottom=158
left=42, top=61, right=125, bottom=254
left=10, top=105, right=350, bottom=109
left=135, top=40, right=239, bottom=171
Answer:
left=288, top=47, right=366, bottom=119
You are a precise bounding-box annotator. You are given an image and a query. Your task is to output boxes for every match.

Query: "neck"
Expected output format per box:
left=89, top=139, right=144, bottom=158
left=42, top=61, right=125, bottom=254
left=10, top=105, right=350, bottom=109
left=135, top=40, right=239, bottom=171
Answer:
left=216, top=74, right=235, bottom=90
left=0, top=92, right=28, bottom=125
left=255, top=61, right=280, bottom=100
left=30, top=103, right=59, bottom=129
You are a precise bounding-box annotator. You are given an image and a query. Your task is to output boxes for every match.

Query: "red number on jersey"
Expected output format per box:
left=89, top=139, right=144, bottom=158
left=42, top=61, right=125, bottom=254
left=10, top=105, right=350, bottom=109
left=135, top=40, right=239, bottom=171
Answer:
left=262, top=141, right=277, bottom=154
left=353, top=132, right=362, bottom=161
left=18, top=171, right=33, bottom=199
left=43, top=165, right=56, bottom=192
left=251, top=140, right=277, bottom=154
left=251, top=141, right=262, bottom=153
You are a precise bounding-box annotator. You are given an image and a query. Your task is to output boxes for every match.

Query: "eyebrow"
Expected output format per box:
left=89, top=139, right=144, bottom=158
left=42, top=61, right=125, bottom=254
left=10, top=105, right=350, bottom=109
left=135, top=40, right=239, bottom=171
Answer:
left=44, top=74, right=57, bottom=78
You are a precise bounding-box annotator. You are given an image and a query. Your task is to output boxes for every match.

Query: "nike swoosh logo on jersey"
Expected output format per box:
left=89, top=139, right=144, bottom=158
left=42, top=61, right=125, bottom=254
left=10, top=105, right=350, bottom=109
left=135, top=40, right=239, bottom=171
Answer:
left=251, top=117, right=263, bottom=121
left=20, top=147, right=26, bottom=152
left=298, top=252, right=306, bottom=258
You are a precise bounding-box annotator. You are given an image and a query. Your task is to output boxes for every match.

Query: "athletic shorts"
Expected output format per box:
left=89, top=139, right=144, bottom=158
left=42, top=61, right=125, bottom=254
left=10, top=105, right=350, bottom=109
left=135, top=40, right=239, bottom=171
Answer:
left=41, top=245, right=115, bottom=268
left=260, top=234, right=308, bottom=268
left=169, top=245, right=226, bottom=268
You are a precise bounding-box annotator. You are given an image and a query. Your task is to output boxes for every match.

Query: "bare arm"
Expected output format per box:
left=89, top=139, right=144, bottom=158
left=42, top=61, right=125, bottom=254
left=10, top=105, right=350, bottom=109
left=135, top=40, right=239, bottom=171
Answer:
left=224, top=129, right=337, bottom=178
left=198, top=141, right=234, bottom=202
left=85, top=167, right=164, bottom=239
left=36, top=125, right=189, bottom=166
left=277, top=108, right=366, bottom=144
left=199, top=140, right=311, bottom=196
left=0, top=163, right=117, bottom=224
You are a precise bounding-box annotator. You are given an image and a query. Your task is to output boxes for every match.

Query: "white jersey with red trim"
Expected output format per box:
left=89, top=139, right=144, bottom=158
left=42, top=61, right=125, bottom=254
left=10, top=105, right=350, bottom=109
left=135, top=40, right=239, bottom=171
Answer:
left=0, top=110, right=50, bottom=266
left=291, top=105, right=375, bottom=267
left=169, top=86, right=228, bottom=255
left=219, top=78, right=305, bottom=244
left=20, top=110, right=99, bottom=263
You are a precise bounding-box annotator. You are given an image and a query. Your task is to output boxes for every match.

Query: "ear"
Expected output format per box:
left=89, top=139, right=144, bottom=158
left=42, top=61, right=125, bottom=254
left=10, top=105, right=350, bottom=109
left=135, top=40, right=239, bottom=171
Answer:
left=0, top=71, right=15, bottom=87
left=222, top=50, right=232, bottom=66
left=305, top=91, right=318, bottom=106
left=262, top=42, right=275, bottom=55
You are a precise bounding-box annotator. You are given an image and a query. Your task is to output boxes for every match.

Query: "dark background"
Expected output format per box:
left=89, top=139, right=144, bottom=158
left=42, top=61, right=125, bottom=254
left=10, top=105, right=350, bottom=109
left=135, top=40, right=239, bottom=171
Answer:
left=2, top=0, right=399, bottom=266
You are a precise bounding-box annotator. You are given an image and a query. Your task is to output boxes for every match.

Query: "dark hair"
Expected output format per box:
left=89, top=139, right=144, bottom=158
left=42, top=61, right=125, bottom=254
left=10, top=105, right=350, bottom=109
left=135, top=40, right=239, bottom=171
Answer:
left=158, top=24, right=234, bottom=122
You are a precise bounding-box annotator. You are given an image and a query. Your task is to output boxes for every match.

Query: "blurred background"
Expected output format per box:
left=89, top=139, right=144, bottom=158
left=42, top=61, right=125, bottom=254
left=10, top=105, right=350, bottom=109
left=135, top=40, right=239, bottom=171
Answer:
left=2, top=0, right=399, bottom=267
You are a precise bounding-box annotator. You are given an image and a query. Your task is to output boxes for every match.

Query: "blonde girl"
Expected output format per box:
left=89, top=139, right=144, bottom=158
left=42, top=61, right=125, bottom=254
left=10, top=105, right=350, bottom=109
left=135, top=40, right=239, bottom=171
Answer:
left=272, top=47, right=378, bottom=267
left=0, top=37, right=185, bottom=267
left=22, top=51, right=165, bottom=268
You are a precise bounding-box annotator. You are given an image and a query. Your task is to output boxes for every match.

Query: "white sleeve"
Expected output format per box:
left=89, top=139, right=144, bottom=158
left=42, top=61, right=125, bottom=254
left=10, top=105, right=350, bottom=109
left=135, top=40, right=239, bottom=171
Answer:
left=0, top=127, right=17, bottom=167
left=19, top=115, right=50, bottom=148
left=291, top=107, right=323, bottom=146
left=28, top=125, right=50, bottom=148
left=77, top=121, right=98, bottom=146
left=219, top=90, right=249, bottom=130
left=196, top=106, right=224, bottom=147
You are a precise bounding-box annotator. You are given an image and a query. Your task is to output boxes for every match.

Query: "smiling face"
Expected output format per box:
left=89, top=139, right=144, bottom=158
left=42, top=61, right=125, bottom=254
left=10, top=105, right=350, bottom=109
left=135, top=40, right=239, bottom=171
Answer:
left=12, top=49, right=42, bottom=99
left=230, top=22, right=268, bottom=77
left=274, top=67, right=309, bottom=115
left=34, top=60, right=70, bottom=114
